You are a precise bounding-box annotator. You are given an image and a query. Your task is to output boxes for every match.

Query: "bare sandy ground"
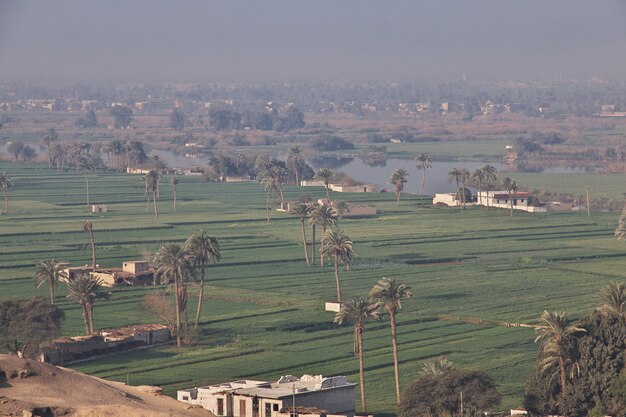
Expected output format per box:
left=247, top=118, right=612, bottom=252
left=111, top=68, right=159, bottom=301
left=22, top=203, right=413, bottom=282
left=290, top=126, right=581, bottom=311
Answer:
left=0, top=354, right=212, bottom=417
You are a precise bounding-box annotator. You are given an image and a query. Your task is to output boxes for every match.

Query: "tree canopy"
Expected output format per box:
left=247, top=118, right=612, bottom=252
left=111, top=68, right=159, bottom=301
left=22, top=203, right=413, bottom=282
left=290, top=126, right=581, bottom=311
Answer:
left=0, top=297, right=64, bottom=358
left=399, top=368, right=501, bottom=417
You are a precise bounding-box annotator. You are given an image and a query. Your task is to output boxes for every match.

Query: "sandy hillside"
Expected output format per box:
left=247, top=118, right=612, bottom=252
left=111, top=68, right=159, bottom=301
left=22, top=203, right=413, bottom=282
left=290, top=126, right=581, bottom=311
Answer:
left=0, top=354, right=212, bottom=417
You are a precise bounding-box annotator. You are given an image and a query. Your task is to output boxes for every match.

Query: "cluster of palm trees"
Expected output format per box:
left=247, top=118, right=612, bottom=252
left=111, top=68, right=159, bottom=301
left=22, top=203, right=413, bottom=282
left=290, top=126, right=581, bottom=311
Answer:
left=154, top=230, right=221, bottom=347
left=141, top=170, right=180, bottom=219
left=447, top=165, right=497, bottom=209
left=446, top=165, right=524, bottom=215
left=256, top=155, right=288, bottom=220
left=290, top=201, right=356, bottom=302
left=33, top=260, right=109, bottom=335
left=334, top=277, right=412, bottom=414
left=534, top=281, right=626, bottom=405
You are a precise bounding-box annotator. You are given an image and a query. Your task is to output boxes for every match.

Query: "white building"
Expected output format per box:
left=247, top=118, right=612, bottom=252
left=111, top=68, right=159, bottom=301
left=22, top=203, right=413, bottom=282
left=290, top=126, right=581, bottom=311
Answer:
left=177, top=375, right=356, bottom=417
left=432, top=191, right=546, bottom=213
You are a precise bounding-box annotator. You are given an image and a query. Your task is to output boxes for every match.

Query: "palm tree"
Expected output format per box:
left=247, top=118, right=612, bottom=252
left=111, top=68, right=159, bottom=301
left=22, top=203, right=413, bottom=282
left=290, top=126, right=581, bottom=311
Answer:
left=287, top=145, right=305, bottom=186
left=420, top=356, right=454, bottom=376
left=307, top=202, right=319, bottom=265
left=77, top=157, right=94, bottom=207
left=82, top=221, right=97, bottom=269
left=0, top=171, right=13, bottom=214
left=185, top=230, right=221, bottom=327
left=615, top=205, right=626, bottom=242
left=415, top=153, right=432, bottom=197
left=480, top=165, right=498, bottom=210
left=290, top=203, right=312, bottom=266
left=447, top=168, right=462, bottom=209
left=389, top=169, right=409, bottom=206
left=321, top=228, right=355, bottom=303
left=34, top=259, right=63, bottom=304
left=502, top=177, right=518, bottom=216
left=309, top=204, right=338, bottom=267
left=471, top=168, right=486, bottom=210
left=41, top=128, right=58, bottom=171
left=171, top=176, right=179, bottom=212
left=534, top=310, right=586, bottom=404
left=315, top=168, right=334, bottom=201
left=143, top=170, right=161, bottom=219
left=459, top=168, right=471, bottom=209
left=334, top=298, right=382, bottom=416
left=597, top=281, right=626, bottom=320
left=369, top=277, right=412, bottom=405
left=156, top=243, right=189, bottom=347
left=65, top=272, right=109, bottom=335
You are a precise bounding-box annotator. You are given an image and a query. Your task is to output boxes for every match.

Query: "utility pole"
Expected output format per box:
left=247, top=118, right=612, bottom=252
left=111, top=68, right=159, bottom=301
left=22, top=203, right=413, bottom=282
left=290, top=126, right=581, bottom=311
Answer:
left=586, top=186, right=591, bottom=217
left=292, top=382, right=296, bottom=417
left=460, top=390, right=463, bottom=417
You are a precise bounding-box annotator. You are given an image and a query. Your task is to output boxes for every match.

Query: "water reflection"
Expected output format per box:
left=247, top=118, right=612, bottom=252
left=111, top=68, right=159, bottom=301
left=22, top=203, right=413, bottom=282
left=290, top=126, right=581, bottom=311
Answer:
left=308, top=156, right=354, bottom=169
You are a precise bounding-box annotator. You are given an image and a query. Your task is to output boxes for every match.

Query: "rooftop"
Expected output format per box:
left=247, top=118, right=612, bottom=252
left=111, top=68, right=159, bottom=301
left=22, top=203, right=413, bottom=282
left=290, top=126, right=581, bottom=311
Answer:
left=195, top=375, right=354, bottom=399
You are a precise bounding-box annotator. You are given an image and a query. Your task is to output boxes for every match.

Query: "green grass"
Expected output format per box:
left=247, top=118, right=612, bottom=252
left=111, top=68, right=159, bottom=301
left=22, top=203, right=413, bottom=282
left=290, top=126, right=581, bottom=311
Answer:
left=1, top=160, right=625, bottom=414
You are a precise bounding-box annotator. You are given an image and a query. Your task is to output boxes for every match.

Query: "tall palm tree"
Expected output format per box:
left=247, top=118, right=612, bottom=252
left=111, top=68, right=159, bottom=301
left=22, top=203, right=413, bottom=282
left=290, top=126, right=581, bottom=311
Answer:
left=459, top=168, right=471, bottom=209
left=0, top=171, right=13, bottom=214
left=42, top=128, right=58, bottom=171
left=307, top=202, right=319, bottom=265
left=389, top=169, right=409, bottom=206
left=287, top=145, right=305, bottom=186
left=34, top=259, right=63, bottom=304
left=415, top=153, right=432, bottom=197
left=185, top=230, right=221, bottom=327
left=321, top=228, right=355, bottom=303
left=420, top=356, right=454, bottom=376
left=480, top=165, right=498, bottom=210
left=535, top=310, right=586, bottom=404
left=171, top=175, right=179, bottom=212
left=290, top=203, right=312, bottom=266
left=597, top=281, right=626, bottom=320
left=502, top=177, right=518, bottom=216
left=65, top=272, right=109, bottom=335
left=315, top=168, right=334, bottom=201
left=369, top=277, right=412, bottom=405
left=471, top=168, right=486, bottom=210
left=143, top=170, right=161, bottom=219
left=334, top=298, right=382, bottom=416
left=309, top=204, right=338, bottom=267
left=156, top=243, right=189, bottom=347
left=447, top=168, right=462, bottom=209
left=82, top=221, right=97, bottom=269
left=77, top=157, right=94, bottom=207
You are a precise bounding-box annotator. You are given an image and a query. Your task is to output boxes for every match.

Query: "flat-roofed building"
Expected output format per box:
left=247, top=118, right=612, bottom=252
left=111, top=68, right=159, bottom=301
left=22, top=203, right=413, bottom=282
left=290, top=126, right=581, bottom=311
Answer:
left=178, top=375, right=356, bottom=417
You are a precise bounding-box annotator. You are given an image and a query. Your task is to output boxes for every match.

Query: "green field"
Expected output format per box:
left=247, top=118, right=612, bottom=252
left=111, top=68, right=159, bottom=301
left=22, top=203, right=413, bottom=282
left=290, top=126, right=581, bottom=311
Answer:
left=1, top=160, right=625, bottom=414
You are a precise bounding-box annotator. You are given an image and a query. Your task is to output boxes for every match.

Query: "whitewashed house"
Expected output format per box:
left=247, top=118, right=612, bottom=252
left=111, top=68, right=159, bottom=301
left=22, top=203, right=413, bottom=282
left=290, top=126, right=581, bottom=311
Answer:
left=178, top=375, right=356, bottom=417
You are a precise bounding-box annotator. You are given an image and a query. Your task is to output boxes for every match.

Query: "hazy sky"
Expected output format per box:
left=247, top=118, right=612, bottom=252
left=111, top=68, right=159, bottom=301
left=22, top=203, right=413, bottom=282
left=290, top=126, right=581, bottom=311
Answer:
left=1, top=0, right=626, bottom=83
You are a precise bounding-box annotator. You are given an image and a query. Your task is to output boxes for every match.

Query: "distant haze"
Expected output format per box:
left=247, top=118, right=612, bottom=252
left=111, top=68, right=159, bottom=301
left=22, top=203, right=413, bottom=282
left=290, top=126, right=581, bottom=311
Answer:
left=1, top=0, right=626, bottom=83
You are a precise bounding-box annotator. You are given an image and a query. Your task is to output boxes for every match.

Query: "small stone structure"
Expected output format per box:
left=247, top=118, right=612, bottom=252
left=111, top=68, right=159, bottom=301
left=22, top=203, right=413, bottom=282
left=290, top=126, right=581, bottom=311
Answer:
left=90, top=204, right=108, bottom=213
left=39, top=324, right=170, bottom=365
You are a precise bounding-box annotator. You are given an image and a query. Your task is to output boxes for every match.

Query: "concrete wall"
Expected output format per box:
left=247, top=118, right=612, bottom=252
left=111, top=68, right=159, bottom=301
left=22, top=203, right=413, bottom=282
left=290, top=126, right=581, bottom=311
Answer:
left=281, top=386, right=356, bottom=417
left=433, top=193, right=460, bottom=206
left=91, top=271, right=118, bottom=287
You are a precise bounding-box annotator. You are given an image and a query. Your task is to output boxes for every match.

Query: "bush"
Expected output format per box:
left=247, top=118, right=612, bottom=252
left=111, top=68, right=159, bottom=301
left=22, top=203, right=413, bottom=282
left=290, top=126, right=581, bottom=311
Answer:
left=310, top=135, right=355, bottom=151
left=399, top=369, right=500, bottom=417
